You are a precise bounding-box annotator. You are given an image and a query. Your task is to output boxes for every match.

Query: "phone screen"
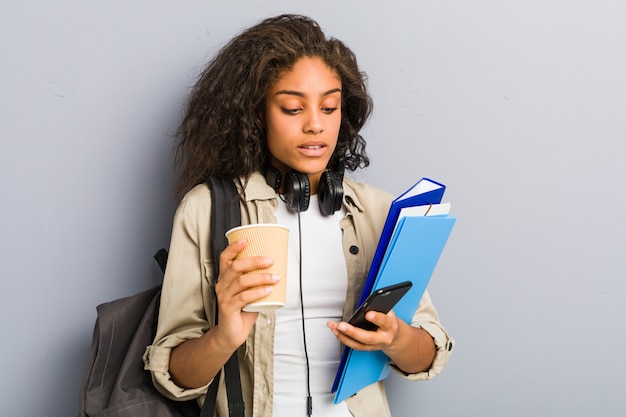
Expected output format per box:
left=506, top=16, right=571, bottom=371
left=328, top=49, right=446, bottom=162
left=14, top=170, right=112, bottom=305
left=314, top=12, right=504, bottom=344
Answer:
left=347, top=281, right=412, bottom=330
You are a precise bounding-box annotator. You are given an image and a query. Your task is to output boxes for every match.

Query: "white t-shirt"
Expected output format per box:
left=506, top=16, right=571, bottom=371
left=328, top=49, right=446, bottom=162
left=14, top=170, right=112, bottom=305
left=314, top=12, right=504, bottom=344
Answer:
left=272, top=195, right=352, bottom=416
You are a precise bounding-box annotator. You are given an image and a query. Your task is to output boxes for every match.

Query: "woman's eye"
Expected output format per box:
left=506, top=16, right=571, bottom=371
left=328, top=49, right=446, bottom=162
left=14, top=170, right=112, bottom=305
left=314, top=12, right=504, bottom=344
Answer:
left=281, top=107, right=302, bottom=115
left=322, top=107, right=338, bottom=114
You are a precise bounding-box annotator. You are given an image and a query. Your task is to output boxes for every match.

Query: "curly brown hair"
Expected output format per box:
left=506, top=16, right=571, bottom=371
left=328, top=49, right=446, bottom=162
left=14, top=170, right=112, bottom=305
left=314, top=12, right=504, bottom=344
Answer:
left=174, top=14, right=373, bottom=201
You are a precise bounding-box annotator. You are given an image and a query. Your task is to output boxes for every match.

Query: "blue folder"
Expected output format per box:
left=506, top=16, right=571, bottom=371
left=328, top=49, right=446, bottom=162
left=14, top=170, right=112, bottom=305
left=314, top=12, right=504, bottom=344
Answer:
left=357, top=178, right=446, bottom=305
left=331, top=178, right=455, bottom=403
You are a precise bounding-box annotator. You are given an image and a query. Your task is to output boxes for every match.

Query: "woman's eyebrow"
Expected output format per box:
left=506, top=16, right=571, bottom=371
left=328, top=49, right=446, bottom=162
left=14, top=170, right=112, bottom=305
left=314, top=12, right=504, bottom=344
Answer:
left=274, top=88, right=342, bottom=97
left=322, top=88, right=342, bottom=96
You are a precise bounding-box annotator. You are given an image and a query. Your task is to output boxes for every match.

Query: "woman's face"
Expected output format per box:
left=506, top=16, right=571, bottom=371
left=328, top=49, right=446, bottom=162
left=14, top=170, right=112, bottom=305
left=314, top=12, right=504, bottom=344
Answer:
left=265, top=56, right=342, bottom=193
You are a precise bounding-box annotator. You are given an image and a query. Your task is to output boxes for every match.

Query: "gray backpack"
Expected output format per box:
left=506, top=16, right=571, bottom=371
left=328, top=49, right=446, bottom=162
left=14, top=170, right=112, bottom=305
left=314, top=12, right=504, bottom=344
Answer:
left=78, top=177, right=244, bottom=417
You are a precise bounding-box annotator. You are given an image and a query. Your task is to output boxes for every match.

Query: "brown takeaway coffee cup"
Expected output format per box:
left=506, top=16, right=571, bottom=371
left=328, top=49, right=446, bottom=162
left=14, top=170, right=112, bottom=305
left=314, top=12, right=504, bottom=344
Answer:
left=225, top=224, right=289, bottom=312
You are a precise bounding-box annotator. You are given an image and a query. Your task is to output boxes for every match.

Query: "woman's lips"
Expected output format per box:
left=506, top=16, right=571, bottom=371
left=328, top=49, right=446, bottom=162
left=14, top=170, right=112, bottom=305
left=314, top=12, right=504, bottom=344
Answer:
left=297, top=144, right=326, bottom=157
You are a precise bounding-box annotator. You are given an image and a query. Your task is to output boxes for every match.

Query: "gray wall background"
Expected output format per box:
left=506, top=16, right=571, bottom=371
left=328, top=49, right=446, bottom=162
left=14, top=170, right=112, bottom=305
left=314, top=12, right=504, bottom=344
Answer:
left=2, top=1, right=625, bottom=416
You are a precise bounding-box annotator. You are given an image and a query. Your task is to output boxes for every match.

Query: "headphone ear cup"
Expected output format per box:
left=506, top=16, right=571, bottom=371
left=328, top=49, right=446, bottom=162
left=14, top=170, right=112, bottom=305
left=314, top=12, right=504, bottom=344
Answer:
left=283, top=172, right=310, bottom=212
left=318, top=169, right=344, bottom=216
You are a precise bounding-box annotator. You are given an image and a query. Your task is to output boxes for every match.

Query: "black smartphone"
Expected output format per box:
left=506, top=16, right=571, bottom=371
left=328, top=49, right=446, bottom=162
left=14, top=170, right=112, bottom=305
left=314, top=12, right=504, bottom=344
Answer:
left=347, top=281, right=413, bottom=331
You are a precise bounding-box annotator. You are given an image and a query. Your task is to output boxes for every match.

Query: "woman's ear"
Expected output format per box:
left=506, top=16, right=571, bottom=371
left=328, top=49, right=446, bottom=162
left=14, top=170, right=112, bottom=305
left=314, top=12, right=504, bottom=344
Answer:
left=254, top=114, right=267, bottom=142
left=255, top=110, right=265, bottom=129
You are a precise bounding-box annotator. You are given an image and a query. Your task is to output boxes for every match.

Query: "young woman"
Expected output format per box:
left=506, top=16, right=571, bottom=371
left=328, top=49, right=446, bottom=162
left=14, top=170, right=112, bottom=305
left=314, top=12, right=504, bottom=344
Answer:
left=144, top=14, right=454, bottom=417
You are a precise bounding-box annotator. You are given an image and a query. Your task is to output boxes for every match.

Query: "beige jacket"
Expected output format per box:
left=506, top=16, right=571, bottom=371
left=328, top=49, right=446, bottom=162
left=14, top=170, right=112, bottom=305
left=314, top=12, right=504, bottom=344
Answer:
left=144, top=172, right=454, bottom=417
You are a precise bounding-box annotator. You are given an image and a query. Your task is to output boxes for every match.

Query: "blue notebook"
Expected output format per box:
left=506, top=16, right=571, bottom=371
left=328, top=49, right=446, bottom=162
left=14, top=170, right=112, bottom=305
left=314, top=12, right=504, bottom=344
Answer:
left=331, top=179, right=455, bottom=403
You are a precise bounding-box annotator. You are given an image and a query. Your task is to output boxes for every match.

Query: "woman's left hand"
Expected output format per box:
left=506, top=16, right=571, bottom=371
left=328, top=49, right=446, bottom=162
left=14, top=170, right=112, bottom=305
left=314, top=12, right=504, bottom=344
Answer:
left=327, top=310, right=436, bottom=374
left=327, top=310, right=400, bottom=352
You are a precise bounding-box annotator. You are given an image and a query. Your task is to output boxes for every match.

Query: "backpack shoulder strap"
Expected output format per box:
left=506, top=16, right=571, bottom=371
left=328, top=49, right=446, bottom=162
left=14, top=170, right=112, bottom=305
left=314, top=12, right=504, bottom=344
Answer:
left=202, top=176, right=245, bottom=417
left=207, top=177, right=241, bottom=270
left=154, top=248, right=168, bottom=274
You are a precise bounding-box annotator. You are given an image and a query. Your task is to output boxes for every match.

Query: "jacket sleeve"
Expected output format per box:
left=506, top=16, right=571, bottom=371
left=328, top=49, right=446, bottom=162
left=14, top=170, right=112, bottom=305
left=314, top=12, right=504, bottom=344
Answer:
left=143, top=187, right=217, bottom=400
left=391, top=289, right=455, bottom=380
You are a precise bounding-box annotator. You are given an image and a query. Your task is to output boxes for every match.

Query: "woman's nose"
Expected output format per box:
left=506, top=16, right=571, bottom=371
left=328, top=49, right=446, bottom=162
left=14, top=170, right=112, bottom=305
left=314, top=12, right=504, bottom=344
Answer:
left=303, top=109, right=324, bottom=134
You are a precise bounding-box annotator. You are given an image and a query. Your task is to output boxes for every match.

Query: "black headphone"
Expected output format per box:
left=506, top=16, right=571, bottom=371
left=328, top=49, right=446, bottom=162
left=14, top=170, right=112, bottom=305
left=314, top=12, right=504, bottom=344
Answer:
left=264, top=165, right=344, bottom=215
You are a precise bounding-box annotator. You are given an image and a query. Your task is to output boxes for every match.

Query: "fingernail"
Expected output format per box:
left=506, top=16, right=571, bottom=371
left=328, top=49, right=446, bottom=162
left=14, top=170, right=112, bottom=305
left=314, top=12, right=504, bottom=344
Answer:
left=271, top=274, right=281, bottom=282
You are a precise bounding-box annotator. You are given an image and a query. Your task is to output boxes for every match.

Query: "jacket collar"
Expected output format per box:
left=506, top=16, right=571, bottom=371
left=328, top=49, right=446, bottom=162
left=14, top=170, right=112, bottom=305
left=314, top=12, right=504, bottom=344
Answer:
left=342, top=177, right=365, bottom=214
left=239, top=172, right=277, bottom=203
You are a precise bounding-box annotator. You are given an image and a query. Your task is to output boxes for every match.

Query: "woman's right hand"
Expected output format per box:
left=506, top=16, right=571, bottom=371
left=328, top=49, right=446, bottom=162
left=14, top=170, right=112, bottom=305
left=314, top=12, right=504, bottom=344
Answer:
left=212, top=238, right=280, bottom=349
left=169, top=238, right=278, bottom=389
